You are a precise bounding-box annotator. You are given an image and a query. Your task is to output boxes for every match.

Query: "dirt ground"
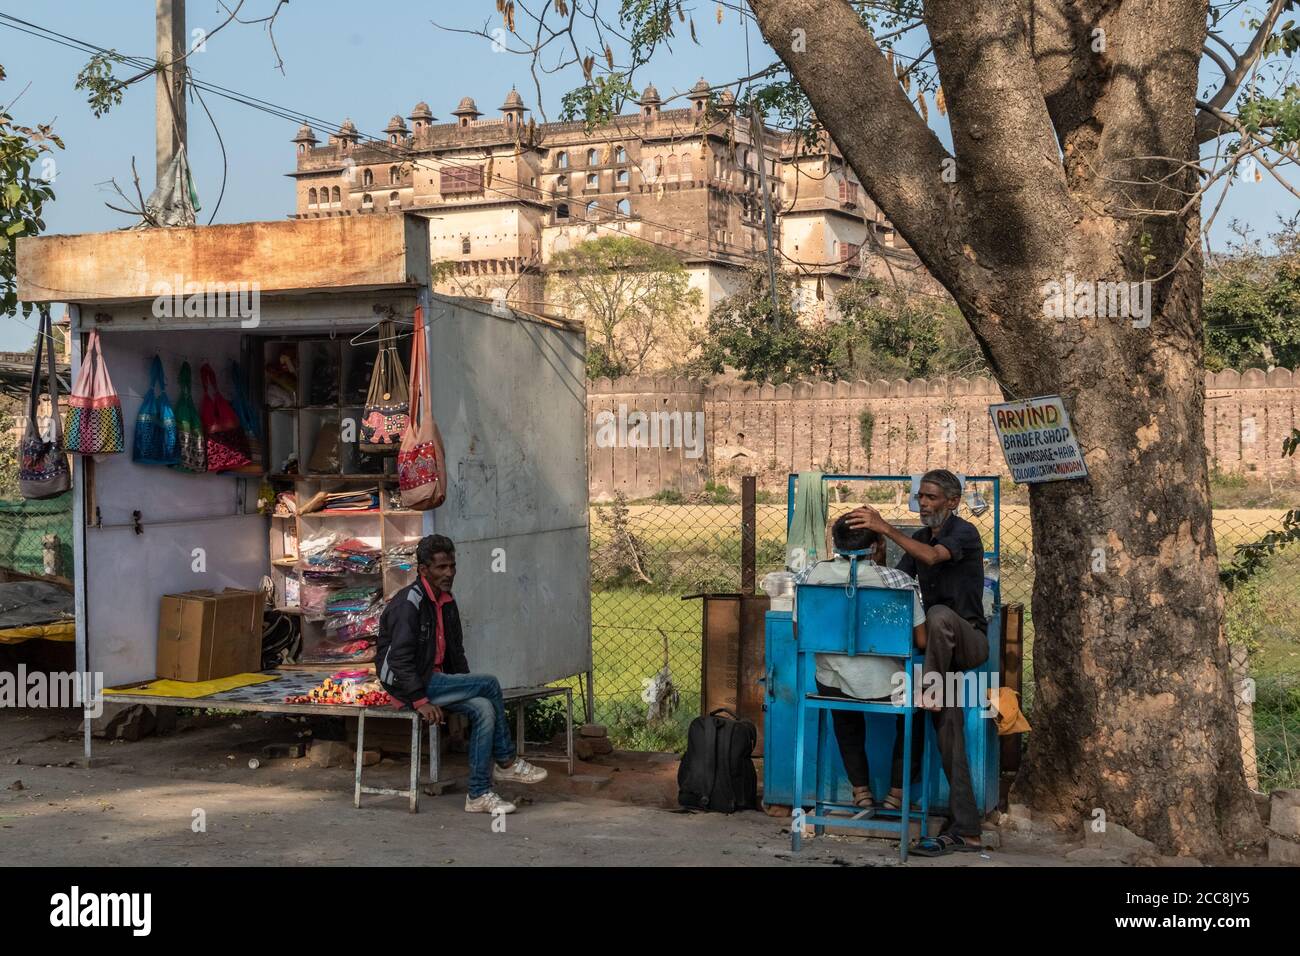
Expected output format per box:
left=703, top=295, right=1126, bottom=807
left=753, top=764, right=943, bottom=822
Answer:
left=0, top=707, right=1098, bottom=867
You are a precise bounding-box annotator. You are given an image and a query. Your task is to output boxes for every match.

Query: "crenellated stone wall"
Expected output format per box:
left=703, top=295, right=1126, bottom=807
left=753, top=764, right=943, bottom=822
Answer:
left=587, top=369, right=1300, bottom=499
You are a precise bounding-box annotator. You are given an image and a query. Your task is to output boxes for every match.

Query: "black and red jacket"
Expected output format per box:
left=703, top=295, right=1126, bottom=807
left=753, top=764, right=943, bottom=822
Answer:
left=376, top=580, right=469, bottom=707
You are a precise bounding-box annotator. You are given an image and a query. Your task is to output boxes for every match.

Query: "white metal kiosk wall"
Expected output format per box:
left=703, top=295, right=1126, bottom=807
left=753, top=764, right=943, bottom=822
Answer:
left=424, top=295, right=591, bottom=686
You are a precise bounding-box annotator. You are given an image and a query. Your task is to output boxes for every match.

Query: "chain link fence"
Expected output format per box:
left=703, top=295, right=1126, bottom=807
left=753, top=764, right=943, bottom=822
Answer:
left=587, top=483, right=1300, bottom=792
left=0, top=492, right=72, bottom=577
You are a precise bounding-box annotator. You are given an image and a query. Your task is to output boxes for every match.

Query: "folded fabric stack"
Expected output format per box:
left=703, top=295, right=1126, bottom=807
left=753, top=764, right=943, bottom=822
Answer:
left=326, top=586, right=379, bottom=614
left=385, top=542, right=417, bottom=572
left=310, top=595, right=383, bottom=663
left=300, top=488, right=379, bottom=514
left=325, top=604, right=383, bottom=644
left=301, top=554, right=347, bottom=581
left=334, top=538, right=382, bottom=574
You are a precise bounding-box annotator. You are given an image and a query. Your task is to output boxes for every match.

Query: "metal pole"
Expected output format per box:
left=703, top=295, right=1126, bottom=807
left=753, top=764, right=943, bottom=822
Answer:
left=741, top=475, right=756, bottom=593
left=750, top=106, right=781, bottom=330
left=156, top=0, right=187, bottom=187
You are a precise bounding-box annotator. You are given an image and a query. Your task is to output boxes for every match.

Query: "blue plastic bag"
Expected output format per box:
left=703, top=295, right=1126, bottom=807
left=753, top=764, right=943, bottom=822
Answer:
left=132, top=355, right=180, bottom=465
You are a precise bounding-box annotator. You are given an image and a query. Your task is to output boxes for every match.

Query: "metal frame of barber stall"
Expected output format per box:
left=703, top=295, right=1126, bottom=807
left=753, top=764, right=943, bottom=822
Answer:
left=762, top=474, right=1002, bottom=832
left=791, top=572, right=934, bottom=861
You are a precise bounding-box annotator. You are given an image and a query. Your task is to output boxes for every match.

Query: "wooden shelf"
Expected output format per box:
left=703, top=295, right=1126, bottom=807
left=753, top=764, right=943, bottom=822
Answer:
left=268, top=473, right=397, bottom=483
left=263, top=334, right=399, bottom=669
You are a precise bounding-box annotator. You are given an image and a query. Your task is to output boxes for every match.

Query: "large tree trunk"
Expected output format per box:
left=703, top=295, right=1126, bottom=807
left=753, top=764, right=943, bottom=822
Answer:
left=748, top=0, right=1263, bottom=855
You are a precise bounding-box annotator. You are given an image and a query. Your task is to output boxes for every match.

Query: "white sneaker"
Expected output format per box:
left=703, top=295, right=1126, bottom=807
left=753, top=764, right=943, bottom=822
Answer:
left=493, top=756, right=548, bottom=784
left=465, top=791, right=516, bottom=814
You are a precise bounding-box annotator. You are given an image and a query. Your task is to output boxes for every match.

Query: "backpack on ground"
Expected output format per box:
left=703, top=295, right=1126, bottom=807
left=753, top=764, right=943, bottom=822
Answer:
left=677, top=708, right=758, bottom=813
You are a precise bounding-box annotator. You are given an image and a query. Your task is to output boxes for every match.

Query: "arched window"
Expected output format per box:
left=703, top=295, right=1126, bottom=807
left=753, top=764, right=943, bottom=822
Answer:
left=362, top=193, right=373, bottom=207
left=586, top=172, right=598, bottom=189
left=615, top=145, right=627, bottom=163
left=616, top=198, right=631, bottom=217
left=389, top=166, right=400, bottom=184
left=586, top=148, right=598, bottom=166
left=679, top=156, right=693, bottom=181
left=331, top=186, right=341, bottom=205
left=616, top=169, right=629, bottom=186
left=308, top=188, right=317, bottom=207
left=653, top=155, right=664, bottom=178
left=363, top=169, right=373, bottom=186
left=556, top=151, right=569, bottom=168
left=389, top=191, right=400, bottom=206
left=389, top=133, right=399, bottom=145
left=585, top=200, right=599, bottom=218
left=666, top=155, right=678, bottom=178
left=462, top=236, right=472, bottom=255
left=555, top=203, right=570, bottom=220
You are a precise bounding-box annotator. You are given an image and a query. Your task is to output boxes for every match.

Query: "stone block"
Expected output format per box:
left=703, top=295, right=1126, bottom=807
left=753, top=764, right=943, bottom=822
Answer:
left=1267, top=837, right=1300, bottom=866
left=1268, top=789, right=1300, bottom=838
left=308, top=739, right=351, bottom=768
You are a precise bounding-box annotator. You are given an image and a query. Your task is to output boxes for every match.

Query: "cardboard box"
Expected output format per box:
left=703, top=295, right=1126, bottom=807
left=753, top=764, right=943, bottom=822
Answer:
left=157, top=589, right=263, bottom=681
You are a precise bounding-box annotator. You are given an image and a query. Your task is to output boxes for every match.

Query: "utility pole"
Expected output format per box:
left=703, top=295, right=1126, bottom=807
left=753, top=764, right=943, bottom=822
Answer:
left=156, top=0, right=187, bottom=187
left=750, top=105, right=781, bottom=330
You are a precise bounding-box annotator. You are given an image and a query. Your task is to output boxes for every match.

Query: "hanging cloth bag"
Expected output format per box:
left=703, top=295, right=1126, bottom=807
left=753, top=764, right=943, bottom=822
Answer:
left=63, top=328, right=125, bottom=455
left=172, top=362, right=207, bottom=473
left=228, top=360, right=263, bottom=474
left=199, top=362, right=252, bottom=472
left=132, top=355, right=180, bottom=465
left=397, top=306, right=448, bottom=510
left=359, top=320, right=410, bottom=453
left=18, top=306, right=72, bottom=500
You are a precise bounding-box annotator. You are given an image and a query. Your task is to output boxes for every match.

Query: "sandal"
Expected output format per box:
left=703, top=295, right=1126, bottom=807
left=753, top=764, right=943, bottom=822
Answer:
left=911, top=833, right=982, bottom=857
left=882, top=789, right=922, bottom=813
left=851, top=786, right=875, bottom=818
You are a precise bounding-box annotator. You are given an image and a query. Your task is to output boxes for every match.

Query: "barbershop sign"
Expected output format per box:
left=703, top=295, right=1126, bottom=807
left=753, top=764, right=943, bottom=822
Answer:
left=988, top=395, right=1088, bottom=484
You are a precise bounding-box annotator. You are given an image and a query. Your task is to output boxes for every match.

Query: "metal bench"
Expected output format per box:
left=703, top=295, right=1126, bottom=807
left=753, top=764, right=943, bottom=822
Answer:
left=98, top=672, right=575, bottom=814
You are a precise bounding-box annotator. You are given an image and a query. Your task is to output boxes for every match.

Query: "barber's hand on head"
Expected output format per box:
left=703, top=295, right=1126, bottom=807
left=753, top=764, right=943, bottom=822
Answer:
left=845, top=506, right=890, bottom=534
left=416, top=702, right=444, bottom=723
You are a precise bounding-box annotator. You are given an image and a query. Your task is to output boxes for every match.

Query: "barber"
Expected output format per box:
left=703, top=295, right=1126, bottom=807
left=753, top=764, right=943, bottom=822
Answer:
left=845, top=468, right=987, bottom=855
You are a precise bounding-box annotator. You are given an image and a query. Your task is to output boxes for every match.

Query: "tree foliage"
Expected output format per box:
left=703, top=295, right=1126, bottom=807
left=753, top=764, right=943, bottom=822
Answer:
left=1204, top=217, right=1300, bottom=370
left=547, top=235, right=701, bottom=378
left=1, top=64, right=62, bottom=318
left=696, top=268, right=983, bottom=383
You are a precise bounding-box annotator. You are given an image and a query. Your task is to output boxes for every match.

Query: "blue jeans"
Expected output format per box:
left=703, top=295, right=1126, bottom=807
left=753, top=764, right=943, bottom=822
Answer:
left=424, top=672, right=516, bottom=797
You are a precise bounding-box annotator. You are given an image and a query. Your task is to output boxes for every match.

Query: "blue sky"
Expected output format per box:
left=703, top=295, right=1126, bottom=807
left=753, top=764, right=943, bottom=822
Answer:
left=0, top=0, right=1293, bottom=349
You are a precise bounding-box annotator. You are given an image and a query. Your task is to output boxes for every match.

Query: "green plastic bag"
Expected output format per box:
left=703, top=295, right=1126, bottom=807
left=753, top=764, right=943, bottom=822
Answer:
left=171, top=362, right=207, bottom=473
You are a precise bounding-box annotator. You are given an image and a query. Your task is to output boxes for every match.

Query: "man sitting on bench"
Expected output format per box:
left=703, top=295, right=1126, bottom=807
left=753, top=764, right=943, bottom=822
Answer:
left=795, top=514, right=927, bottom=817
left=376, top=534, right=547, bottom=816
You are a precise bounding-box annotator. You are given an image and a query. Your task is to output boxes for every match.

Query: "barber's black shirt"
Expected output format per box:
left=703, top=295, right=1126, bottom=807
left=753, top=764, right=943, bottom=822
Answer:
left=896, top=513, right=987, bottom=633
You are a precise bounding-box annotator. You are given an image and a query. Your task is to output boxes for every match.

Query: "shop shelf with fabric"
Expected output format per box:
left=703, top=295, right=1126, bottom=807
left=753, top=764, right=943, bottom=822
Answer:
left=762, top=473, right=1011, bottom=852
left=15, top=215, right=591, bottom=809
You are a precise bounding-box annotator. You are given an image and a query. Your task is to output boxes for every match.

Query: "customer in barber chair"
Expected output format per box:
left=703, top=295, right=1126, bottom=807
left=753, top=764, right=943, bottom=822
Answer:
left=794, top=514, right=927, bottom=818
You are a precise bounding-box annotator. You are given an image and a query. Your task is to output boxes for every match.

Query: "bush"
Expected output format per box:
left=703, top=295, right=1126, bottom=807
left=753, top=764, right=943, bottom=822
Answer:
left=504, top=696, right=569, bottom=745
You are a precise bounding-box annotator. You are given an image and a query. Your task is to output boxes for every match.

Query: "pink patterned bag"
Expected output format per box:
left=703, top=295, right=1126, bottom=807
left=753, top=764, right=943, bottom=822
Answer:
left=64, top=329, right=125, bottom=455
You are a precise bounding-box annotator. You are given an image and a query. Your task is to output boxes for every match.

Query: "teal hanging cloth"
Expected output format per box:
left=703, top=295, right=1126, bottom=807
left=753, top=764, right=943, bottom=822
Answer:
left=787, top=471, right=828, bottom=572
